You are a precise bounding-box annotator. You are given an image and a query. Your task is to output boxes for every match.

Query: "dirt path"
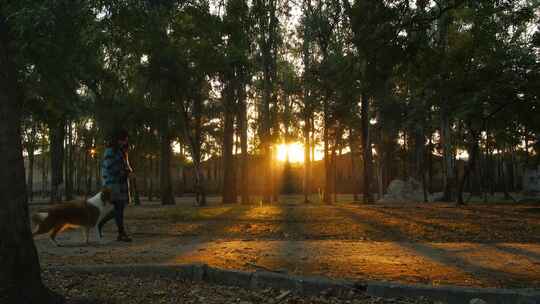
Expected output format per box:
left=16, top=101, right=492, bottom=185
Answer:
left=34, top=202, right=540, bottom=289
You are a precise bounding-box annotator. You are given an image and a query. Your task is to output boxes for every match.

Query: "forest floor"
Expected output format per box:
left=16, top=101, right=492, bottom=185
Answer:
left=33, top=196, right=540, bottom=296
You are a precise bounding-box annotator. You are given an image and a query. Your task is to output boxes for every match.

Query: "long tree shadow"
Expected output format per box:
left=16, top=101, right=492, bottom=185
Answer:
left=281, top=204, right=336, bottom=239
left=334, top=205, right=538, bottom=287
left=242, top=204, right=335, bottom=275
left=163, top=204, right=291, bottom=270
left=247, top=204, right=302, bottom=272
left=370, top=207, right=483, bottom=242
left=464, top=205, right=540, bottom=219
left=487, top=243, right=540, bottom=261
left=169, top=204, right=257, bottom=239
left=364, top=205, right=539, bottom=243
left=122, top=205, right=259, bottom=255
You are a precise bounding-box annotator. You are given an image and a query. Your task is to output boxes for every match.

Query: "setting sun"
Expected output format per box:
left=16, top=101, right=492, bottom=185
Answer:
left=276, top=142, right=305, bottom=163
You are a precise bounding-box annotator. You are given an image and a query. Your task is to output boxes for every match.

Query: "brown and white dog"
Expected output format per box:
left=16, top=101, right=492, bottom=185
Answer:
left=32, top=189, right=112, bottom=246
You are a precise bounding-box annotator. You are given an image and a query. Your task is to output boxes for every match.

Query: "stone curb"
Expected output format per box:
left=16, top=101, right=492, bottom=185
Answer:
left=47, top=264, right=540, bottom=304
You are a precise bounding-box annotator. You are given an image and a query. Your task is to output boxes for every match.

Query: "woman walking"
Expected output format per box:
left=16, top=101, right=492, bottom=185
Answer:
left=98, top=128, right=133, bottom=242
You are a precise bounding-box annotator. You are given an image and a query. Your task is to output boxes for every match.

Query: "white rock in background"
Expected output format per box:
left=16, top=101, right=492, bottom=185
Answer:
left=523, top=165, right=540, bottom=194
left=378, top=178, right=430, bottom=203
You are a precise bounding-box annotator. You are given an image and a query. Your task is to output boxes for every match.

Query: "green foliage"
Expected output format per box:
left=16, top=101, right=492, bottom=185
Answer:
left=8, top=0, right=540, bottom=198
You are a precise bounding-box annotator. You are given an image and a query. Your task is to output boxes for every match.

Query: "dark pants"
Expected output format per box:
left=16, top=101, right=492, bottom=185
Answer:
left=99, top=200, right=127, bottom=235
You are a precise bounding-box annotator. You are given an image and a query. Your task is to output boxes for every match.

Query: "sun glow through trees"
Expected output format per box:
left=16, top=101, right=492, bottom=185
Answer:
left=276, top=142, right=305, bottom=163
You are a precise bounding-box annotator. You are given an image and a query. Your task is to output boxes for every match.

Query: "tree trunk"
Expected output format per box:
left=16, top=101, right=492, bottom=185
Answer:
left=76, top=144, right=82, bottom=195
left=41, top=151, right=47, bottom=197
left=438, top=4, right=454, bottom=202
left=457, top=132, right=479, bottom=205
left=148, top=157, right=154, bottom=201
left=511, top=146, right=519, bottom=191
left=160, top=119, right=175, bottom=205
left=73, top=128, right=79, bottom=195
left=303, top=116, right=312, bottom=203
left=83, top=143, right=88, bottom=196
left=192, top=88, right=207, bottom=206
left=422, top=162, right=428, bottom=203
left=86, top=153, right=93, bottom=196
left=272, top=138, right=279, bottom=203
left=488, top=144, right=495, bottom=196
left=471, top=154, right=481, bottom=197
left=502, top=147, right=514, bottom=201
left=330, top=133, right=337, bottom=204
left=142, top=156, right=148, bottom=198
left=222, top=85, right=237, bottom=204
left=301, top=16, right=312, bottom=203
left=375, top=125, right=384, bottom=201
left=414, top=119, right=427, bottom=202
left=238, top=81, right=249, bottom=204
left=49, top=119, right=65, bottom=203
left=413, top=125, right=425, bottom=183
left=323, top=98, right=331, bottom=204
left=194, top=161, right=207, bottom=206
left=182, top=165, right=188, bottom=196
left=177, top=163, right=184, bottom=197
left=155, top=155, right=160, bottom=200
left=334, top=130, right=343, bottom=203
left=349, top=128, right=359, bottom=202
left=0, top=18, right=62, bottom=302
left=65, top=121, right=74, bottom=200
left=311, top=117, right=315, bottom=189
left=361, top=92, right=373, bottom=203
left=262, top=72, right=273, bottom=204
left=440, top=105, right=454, bottom=201
left=524, top=129, right=530, bottom=166
left=256, top=0, right=277, bottom=204
left=63, top=126, right=68, bottom=198
left=427, top=136, right=434, bottom=193
left=482, top=149, right=488, bottom=203
left=377, top=157, right=384, bottom=200
left=27, top=146, right=35, bottom=202
left=94, top=154, right=100, bottom=193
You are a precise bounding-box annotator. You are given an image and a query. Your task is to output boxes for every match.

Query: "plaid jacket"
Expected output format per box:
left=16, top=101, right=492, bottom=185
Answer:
left=101, top=147, right=130, bottom=202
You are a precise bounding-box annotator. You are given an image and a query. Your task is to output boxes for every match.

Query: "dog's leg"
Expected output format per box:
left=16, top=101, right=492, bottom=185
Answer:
left=95, top=225, right=102, bottom=244
left=49, top=225, right=63, bottom=247
left=49, top=225, right=64, bottom=247
left=82, top=228, right=89, bottom=245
